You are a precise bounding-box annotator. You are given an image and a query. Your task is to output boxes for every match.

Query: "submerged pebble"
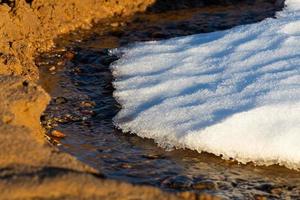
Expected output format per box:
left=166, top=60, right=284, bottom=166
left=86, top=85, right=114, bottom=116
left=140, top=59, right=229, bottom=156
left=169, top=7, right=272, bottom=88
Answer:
left=51, top=130, right=66, bottom=138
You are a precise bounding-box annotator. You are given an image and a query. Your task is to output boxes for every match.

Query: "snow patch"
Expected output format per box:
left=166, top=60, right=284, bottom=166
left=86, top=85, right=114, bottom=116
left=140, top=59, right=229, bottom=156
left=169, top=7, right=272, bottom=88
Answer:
left=111, top=0, right=300, bottom=169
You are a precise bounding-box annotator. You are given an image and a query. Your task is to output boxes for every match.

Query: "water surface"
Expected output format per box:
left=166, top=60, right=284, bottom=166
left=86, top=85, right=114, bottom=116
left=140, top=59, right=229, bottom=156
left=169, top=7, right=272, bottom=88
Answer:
left=38, top=1, right=300, bottom=199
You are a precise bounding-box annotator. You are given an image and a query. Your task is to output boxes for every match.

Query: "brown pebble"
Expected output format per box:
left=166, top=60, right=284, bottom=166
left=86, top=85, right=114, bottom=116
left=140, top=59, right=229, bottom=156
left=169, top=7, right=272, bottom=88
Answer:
left=80, top=101, right=96, bottom=107
left=49, top=66, right=56, bottom=71
left=57, top=61, right=65, bottom=66
left=110, top=22, right=119, bottom=27
left=80, top=110, right=95, bottom=116
left=254, top=195, right=268, bottom=200
left=64, top=51, right=75, bottom=60
left=120, top=163, right=132, bottom=169
left=271, top=187, right=283, bottom=196
left=51, top=130, right=66, bottom=138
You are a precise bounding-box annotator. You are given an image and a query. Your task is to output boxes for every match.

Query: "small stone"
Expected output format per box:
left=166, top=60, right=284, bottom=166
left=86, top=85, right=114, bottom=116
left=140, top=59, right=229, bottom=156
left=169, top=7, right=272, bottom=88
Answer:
left=82, top=116, right=88, bottom=121
left=63, top=114, right=81, bottom=122
left=57, top=61, right=65, bottom=66
left=0, top=4, right=11, bottom=12
left=80, top=101, right=96, bottom=108
left=49, top=66, right=56, bottom=71
left=51, top=130, right=66, bottom=138
left=80, top=110, right=95, bottom=116
left=110, top=22, right=119, bottom=27
left=161, top=176, right=192, bottom=189
left=55, top=117, right=67, bottom=124
left=46, top=135, right=62, bottom=146
left=254, top=195, right=268, bottom=200
left=64, top=51, right=75, bottom=60
left=255, top=183, right=274, bottom=193
left=271, top=187, right=283, bottom=196
left=120, top=163, right=132, bottom=169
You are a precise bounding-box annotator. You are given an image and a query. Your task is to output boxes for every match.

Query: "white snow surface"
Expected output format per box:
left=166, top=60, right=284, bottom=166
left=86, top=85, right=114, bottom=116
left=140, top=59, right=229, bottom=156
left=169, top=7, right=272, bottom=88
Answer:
left=110, top=0, right=300, bottom=169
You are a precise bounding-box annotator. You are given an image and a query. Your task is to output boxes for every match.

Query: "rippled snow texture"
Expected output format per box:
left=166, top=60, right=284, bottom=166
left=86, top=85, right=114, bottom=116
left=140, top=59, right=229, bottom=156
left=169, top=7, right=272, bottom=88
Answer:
left=111, top=0, right=300, bottom=169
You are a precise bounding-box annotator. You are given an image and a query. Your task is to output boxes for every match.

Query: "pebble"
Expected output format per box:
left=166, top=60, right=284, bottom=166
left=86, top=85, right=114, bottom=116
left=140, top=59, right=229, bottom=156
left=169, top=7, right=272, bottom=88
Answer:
left=63, top=114, right=81, bottom=122
left=120, top=163, right=132, bottom=169
left=82, top=116, right=88, bottom=121
left=64, top=51, right=75, bottom=60
left=255, top=183, right=274, bottom=193
left=80, top=110, right=95, bottom=115
left=254, top=195, right=268, bottom=200
left=49, top=66, right=56, bottom=71
left=110, top=22, right=119, bottom=27
left=161, top=176, right=193, bottom=189
left=53, top=117, right=65, bottom=123
left=57, top=61, right=65, bottom=66
left=80, top=101, right=96, bottom=108
left=46, top=135, right=62, bottom=146
left=270, top=187, right=283, bottom=196
left=51, top=130, right=66, bottom=138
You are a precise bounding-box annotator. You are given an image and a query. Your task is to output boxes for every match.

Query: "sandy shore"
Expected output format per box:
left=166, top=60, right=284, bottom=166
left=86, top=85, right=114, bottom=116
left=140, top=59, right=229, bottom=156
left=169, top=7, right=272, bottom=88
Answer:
left=0, top=0, right=219, bottom=199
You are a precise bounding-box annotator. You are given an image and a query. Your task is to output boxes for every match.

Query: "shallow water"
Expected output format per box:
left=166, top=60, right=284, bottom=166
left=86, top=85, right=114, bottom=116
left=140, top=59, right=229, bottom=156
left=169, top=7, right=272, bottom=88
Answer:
left=38, top=0, right=300, bottom=199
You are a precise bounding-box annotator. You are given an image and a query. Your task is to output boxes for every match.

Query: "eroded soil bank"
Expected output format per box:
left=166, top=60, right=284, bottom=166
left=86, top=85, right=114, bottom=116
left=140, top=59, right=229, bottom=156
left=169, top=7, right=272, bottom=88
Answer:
left=36, top=0, right=300, bottom=199
left=0, top=0, right=215, bottom=199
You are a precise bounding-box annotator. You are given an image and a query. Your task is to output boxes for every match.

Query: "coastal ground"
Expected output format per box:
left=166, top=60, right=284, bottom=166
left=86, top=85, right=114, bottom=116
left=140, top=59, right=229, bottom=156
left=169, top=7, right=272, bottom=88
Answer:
left=1, top=0, right=298, bottom=199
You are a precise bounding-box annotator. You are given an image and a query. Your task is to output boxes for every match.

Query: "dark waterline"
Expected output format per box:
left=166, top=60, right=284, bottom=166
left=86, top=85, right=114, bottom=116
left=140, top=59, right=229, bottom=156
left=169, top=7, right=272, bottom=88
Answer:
left=38, top=1, right=300, bottom=199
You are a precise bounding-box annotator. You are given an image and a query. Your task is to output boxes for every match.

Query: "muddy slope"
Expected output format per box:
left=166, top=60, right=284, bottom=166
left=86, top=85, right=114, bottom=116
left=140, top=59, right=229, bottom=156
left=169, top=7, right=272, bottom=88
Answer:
left=0, top=0, right=218, bottom=199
